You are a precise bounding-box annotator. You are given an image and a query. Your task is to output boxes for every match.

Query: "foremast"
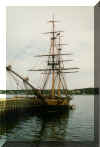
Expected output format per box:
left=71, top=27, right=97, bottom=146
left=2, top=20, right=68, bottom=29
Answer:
left=49, top=15, right=56, bottom=97
left=48, top=16, right=67, bottom=97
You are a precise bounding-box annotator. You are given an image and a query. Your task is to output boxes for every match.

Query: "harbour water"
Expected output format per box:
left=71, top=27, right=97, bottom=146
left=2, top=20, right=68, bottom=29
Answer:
left=0, top=95, right=94, bottom=142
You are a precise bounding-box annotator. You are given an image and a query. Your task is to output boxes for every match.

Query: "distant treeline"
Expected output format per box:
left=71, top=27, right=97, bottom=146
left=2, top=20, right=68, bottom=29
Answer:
left=0, top=88, right=99, bottom=95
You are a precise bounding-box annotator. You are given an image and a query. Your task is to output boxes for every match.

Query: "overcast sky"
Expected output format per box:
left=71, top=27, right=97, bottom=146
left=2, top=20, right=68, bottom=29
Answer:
left=6, top=6, right=94, bottom=90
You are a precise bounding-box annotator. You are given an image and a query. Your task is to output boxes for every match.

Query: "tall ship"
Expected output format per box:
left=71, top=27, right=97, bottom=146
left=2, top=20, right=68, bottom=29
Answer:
left=6, top=16, right=79, bottom=112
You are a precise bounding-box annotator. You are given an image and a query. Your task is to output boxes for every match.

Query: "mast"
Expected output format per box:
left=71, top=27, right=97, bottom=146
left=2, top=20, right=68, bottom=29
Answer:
left=57, top=33, right=61, bottom=97
left=51, top=15, right=55, bottom=97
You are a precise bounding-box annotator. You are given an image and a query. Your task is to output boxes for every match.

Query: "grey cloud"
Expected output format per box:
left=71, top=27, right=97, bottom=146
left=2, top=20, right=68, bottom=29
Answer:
left=7, top=6, right=94, bottom=89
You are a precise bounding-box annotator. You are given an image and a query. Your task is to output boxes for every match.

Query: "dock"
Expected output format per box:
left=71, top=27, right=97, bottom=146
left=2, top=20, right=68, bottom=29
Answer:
left=0, top=97, right=42, bottom=116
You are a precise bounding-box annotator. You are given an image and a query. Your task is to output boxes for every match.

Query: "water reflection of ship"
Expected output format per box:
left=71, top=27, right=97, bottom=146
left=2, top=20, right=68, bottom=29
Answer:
left=6, top=15, right=79, bottom=113
left=0, top=109, right=71, bottom=141
left=0, top=120, right=6, bottom=137
left=38, top=110, right=70, bottom=141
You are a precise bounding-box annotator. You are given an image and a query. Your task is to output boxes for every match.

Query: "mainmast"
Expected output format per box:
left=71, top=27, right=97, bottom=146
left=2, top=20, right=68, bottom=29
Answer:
left=56, top=32, right=68, bottom=97
left=57, top=33, right=62, bottom=97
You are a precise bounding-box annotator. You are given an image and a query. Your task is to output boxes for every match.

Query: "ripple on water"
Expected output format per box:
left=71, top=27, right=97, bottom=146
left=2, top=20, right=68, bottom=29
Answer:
left=0, top=95, right=94, bottom=142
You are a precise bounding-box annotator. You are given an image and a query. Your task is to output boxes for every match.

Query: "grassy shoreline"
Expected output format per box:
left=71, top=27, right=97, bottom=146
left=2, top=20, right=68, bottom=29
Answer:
left=0, top=88, right=99, bottom=95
